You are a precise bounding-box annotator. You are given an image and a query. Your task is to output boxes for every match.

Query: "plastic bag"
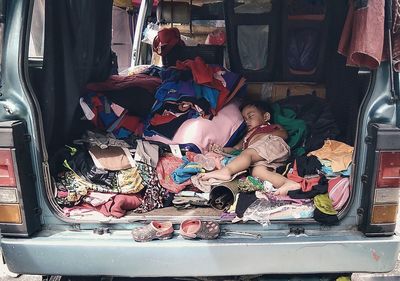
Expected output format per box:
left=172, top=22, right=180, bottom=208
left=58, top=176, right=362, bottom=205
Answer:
left=238, top=25, right=269, bottom=70
left=242, top=198, right=273, bottom=227
left=142, top=22, right=159, bottom=45
left=180, top=35, right=198, bottom=46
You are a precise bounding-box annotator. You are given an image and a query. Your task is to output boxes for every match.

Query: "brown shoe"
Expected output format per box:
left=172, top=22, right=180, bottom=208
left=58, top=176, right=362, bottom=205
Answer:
left=131, top=221, right=174, bottom=242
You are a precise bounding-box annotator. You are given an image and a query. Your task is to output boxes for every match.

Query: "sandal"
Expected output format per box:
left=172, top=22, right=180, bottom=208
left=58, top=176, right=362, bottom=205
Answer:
left=173, top=196, right=209, bottom=208
left=179, top=219, right=220, bottom=240
left=131, top=221, right=174, bottom=242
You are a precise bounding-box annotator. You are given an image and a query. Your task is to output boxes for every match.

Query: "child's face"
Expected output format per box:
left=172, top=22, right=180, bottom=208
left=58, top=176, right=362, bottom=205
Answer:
left=241, top=105, right=270, bottom=131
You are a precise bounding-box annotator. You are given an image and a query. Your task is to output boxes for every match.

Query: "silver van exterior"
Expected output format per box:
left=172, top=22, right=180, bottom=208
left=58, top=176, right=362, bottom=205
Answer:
left=0, top=0, right=400, bottom=277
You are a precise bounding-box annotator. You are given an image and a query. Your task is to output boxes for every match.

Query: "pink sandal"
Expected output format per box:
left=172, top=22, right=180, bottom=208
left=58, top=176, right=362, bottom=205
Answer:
left=179, top=219, right=220, bottom=240
left=131, top=221, right=174, bottom=242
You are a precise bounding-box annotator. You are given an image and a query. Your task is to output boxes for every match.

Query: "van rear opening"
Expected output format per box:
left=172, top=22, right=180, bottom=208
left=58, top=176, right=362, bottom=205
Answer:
left=22, top=0, right=374, bottom=228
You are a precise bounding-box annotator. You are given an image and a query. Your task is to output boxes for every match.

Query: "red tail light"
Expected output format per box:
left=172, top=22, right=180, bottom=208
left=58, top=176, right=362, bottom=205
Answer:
left=0, top=149, right=16, bottom=186
left=0, top=120, right=41, bottom=236
left=369, top=151, right=400, bottom=225
left=0, top=148, right=22, bottom=224
left=359, top=124, right=400, bottom=236
left=376, top=151, right=400, bottom=188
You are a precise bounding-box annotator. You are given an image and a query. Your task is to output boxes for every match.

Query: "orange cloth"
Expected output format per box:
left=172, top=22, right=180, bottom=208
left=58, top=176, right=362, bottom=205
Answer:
left=308, top=140, right=353, bottom=173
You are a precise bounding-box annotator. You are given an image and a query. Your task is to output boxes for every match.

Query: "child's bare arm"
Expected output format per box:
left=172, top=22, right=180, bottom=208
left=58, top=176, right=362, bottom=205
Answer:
left=209, top=139, right=243, bottom=154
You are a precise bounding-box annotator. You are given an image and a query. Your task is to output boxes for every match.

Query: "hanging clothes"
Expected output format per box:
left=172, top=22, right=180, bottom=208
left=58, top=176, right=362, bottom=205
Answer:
left=337, top=0, right=400, bottom=72
left=338, top=0, right=385, bottom=69
left=392, top=0, right=400, bottom=71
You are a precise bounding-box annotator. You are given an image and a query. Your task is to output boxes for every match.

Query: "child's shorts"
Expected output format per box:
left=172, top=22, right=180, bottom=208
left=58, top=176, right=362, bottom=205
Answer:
left=247, top=134, right=290, bottom=171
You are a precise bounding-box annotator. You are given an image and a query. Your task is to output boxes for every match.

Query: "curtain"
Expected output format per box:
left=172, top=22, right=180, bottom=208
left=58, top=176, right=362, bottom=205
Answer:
left=42, top=0, right=113, bottom=151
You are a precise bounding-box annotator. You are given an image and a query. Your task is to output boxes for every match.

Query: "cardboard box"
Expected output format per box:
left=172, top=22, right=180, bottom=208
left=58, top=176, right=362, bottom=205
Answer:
left=247, top=82, right=326, bottom=102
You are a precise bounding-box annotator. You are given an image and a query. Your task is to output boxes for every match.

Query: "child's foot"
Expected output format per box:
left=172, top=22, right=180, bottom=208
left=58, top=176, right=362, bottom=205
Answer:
left=274, top=180, right=301, bottom=196
left=198, top=168, right=232, bottom=181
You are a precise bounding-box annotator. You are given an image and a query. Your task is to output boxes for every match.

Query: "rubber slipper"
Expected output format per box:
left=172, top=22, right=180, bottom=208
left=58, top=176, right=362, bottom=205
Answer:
left=131, top=221, right=174, bottom=242
left=179, top=219, right=220, bottom=240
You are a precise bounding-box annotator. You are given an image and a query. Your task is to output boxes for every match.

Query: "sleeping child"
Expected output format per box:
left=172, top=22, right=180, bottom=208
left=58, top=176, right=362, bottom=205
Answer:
left=199, top=100, right=301, bottom=196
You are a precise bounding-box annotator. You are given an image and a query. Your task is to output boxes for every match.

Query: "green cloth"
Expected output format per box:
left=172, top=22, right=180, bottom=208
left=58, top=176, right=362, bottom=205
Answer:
left=238, top=176, right=264, bottom=192
left=272, top=103, right=308, bottom=156
left=314, top=194, right=338, bottom=215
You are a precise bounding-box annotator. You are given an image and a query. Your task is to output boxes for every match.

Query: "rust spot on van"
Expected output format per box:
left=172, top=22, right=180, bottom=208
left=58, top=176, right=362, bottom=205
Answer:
left=371, top=249, right=381, bottom=261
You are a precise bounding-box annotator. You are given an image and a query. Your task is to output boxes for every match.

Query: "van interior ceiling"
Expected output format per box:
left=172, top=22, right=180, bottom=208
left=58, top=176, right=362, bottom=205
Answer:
left=26, top=0, right=371, bottom=223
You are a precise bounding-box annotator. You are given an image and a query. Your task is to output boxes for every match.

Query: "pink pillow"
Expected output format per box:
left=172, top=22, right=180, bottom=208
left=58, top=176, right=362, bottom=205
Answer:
left=145, top=101, right=244, bottom=153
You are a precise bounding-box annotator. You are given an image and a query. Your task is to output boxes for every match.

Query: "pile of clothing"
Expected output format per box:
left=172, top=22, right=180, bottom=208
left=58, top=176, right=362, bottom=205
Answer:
left=144, top=56, right=246, bottom=142
left=53, top=132, right=168, bottom=218
left=221, top=139, right=353, bottom=226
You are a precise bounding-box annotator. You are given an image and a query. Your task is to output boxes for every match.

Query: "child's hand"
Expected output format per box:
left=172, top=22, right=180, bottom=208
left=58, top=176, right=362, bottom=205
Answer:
left=209, top=143, right=224, bottom=154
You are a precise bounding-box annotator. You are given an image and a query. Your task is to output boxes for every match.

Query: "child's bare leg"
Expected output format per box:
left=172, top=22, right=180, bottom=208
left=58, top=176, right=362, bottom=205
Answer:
left=274, top=180, right=301, bottom=196
left=199, top=148, right=263, bottom=181
left=251, top=166, right=300, bottom=195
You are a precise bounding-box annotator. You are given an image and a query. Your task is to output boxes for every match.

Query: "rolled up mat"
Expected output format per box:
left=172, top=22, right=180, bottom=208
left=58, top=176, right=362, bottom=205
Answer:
left=209, top=180, right=239, bottom=210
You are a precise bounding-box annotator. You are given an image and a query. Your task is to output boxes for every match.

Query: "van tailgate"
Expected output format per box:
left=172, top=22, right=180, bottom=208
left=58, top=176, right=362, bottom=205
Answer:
left=2, top=229, right=400, bottom=276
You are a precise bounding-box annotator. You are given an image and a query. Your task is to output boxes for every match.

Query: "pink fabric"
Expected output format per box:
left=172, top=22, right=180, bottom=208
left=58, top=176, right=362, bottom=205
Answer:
left=144, top=101, right=244, bottom=153
left=84, top=192, right=116, bottom=207
left=63, top=203, right=96, bottom=216
left=156, top=156, right=190, bottom=193
left=328, top=177, right=351, bottom=211
left=338, top=0, right=385, bottom=69
left=57, top=191, right=68, bottom=198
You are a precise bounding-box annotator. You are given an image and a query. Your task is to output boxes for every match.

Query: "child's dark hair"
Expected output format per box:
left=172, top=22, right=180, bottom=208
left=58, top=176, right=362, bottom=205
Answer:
left=239, top=100, right=273, bottom=115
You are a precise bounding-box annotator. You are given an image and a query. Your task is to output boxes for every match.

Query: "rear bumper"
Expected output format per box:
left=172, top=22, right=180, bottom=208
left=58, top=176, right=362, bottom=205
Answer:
left=2, top=230, right=400, bottom=277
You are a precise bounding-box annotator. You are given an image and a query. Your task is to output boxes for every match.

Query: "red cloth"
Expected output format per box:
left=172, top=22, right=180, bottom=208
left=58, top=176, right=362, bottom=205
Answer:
left=117, top=114, right=144, bottom=136
left=287, top=161, right=321, bottom=192
left=150, top=112, right=179, bottom=126
left=176, top=56, right=217, bottom=84
left=205, top=29, right=226, bottom=45
left=96, top=194, right=142, bottom=218
left=176, top=57, right=230, bottom=112
left=338, top=0, right=385, bottom=69
left=243, top=124, right=281, bottom=149
left=153, top=28, right=185, bottom=56
left=156, top=156, right=190, bottom=193
left=132, top=0, right=158, bottom=8
left=86, top=74, right=161, bottom=94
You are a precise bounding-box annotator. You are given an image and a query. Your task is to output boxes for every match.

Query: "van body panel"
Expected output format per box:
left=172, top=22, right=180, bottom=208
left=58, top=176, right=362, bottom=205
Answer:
left=0, top=0, right=400, bottom=276
left=2, top=230, right=400, bottom=276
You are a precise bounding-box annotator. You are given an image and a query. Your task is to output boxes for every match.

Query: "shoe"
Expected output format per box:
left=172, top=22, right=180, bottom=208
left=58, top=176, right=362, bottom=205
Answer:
left=179, top=219, right=220, bottom=240
left=173, top=196, right=209, bottom=208
left=131, top=221, right=174, bottom=242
